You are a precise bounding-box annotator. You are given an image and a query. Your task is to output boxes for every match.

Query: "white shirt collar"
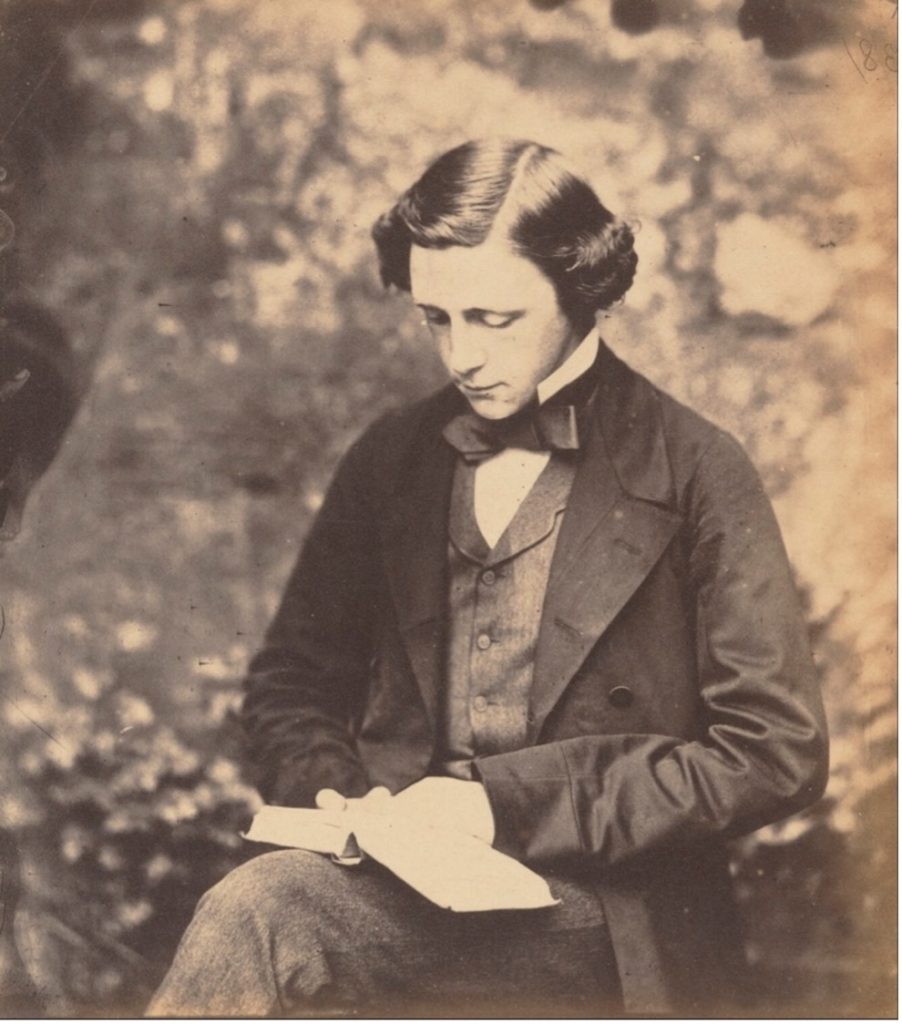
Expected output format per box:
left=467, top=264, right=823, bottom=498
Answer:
left=536, top=327, right=599, bottom=406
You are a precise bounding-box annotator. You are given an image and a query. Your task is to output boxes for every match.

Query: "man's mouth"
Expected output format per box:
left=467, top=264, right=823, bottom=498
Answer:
left=460, top=382, right=500, bottom=395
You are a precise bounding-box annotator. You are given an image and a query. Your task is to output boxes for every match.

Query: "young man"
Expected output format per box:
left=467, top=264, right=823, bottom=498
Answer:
left=149, top=139, right=828, bottom=1017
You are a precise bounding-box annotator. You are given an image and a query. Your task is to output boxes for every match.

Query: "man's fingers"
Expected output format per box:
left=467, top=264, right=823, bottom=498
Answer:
left=316, top=786, right=391, bottom=816
left=315, top=788, right=347, bottom=812
left=362, top=786, right=391, bottom=803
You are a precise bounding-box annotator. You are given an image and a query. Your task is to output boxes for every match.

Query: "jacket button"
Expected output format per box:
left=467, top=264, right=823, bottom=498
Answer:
left=472, top=695, right=488, bottom=712
left=607, top=685, right=634, bottom=709
left=476, top=633, right=492, bottom=651
left=481, top=569, right=497, bottom=586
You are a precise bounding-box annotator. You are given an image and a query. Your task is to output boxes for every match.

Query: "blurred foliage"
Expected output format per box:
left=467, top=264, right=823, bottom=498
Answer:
left=6, top=678, right=259, bottom=1012
left=0, top=0, right=895, bottom=1014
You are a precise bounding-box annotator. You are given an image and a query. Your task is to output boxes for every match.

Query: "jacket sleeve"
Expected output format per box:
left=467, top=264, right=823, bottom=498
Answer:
left=474, top=430, right=829, bottom=869
left=241, top=434, right=380, bottom=807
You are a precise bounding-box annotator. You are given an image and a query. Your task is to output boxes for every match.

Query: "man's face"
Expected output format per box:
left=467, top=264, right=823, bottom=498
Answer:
left=410, top=236, right=580, bottom=420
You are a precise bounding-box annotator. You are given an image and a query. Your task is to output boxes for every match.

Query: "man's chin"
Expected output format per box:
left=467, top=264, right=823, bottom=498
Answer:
left=462, top=390, right=526, bottom=421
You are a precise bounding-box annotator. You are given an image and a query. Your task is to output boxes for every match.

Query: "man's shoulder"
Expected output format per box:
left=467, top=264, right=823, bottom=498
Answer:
left=341, top=385, right=457, bottom=480
left=604, top=348, right=754, bottom=500
left=648, top=377, right=765, bottom=508
left=357, top=386, right=456, bottom=446
left=602, top=344, right=722, bottom=444
left=651, top=378, right=727, bottom=454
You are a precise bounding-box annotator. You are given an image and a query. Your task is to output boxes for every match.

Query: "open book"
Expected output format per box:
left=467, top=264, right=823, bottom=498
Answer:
left=243, top=803, right=558, bottom=913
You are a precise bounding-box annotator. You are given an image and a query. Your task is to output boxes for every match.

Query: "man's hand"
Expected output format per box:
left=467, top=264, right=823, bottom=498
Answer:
left=314, top=785, right=392, bottom=815
left=314, top=778, right=495, bottom=845
left=312, top=786, right=392, bottom=865
left=391, top=777, right=495, bottom=844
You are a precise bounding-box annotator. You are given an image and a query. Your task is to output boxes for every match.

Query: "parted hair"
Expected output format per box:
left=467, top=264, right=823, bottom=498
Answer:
left=371, top=138, right=638, bottom=327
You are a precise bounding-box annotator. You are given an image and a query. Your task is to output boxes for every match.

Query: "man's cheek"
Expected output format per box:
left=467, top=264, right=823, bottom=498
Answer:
left=438, top=341, right=455, bottom=376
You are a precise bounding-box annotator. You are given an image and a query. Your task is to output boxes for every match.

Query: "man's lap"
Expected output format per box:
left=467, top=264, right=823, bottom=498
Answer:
left=147, top=849, right=621, bottom=1016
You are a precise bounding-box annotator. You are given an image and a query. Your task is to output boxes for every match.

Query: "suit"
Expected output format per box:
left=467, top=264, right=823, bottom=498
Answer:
left=242, top=341, right=828, bottom=1014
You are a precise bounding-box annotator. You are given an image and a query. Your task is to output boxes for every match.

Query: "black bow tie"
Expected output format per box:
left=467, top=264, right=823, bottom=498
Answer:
left=443, top=401, right=581, bottom=462
left=442, top=359, right=601, bottom=462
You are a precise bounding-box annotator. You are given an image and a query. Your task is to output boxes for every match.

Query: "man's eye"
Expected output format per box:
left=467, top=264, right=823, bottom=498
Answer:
left=479, top=313, right=518, bottom=329
left=422, top=311, right=450, bottom=327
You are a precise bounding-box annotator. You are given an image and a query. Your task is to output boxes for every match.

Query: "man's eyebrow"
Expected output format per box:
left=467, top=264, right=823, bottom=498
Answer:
left=463, top=307, right=525, bottom=319
left=416, top=303, right=455, bottom=319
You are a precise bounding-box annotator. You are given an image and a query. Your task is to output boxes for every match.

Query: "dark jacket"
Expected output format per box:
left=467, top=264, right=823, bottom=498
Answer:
left=242, top=342, right=828, bottom=1014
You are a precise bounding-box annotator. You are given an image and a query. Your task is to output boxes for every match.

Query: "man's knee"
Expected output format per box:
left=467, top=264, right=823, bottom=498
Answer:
left=194, top=849, right=340, bottom=930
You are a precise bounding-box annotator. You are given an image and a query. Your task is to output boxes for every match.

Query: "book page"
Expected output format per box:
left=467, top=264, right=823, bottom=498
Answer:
left=243, top=805, right=558, bottom=912
left=242, top=805, right=360, bottom=859
left=352, top=811, right=559, bottom=912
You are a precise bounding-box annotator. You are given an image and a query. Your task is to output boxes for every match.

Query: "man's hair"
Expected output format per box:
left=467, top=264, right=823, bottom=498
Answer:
left=371, top=138, right=638, bottom=327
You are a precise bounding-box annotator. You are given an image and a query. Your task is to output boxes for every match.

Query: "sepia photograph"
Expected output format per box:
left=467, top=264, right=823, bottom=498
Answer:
left=0, top=0, right=896, bottom=1017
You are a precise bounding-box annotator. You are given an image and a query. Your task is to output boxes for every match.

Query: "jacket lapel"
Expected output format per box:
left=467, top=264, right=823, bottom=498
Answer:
left=380, top=390, right=459, bottom=732
left=529, top=344, right=684, bottom=735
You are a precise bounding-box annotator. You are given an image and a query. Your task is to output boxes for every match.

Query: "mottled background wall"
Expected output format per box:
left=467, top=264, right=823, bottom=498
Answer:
left=0, top=0, right=895, bottom=1014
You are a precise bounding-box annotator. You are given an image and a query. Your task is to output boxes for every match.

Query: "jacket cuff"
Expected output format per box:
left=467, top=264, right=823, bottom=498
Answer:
left=268, top=756, right=370, bottom=808
left=473, top=743, right=583, bottom=865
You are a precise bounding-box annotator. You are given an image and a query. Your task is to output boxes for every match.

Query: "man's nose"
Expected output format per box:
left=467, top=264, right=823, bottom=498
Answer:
left=447, top=325, right=487, bottom=378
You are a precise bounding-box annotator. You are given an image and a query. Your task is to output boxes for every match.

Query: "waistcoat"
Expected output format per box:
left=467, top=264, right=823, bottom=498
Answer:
left=437, top=453, right=577, bottom=779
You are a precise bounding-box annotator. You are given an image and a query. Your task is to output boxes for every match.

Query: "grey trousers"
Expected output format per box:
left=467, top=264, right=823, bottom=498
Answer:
left=146, top=849, right=622, bottom=1017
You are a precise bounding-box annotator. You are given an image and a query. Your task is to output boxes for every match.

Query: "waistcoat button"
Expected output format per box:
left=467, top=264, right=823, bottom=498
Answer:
left=476, top=633, right=492, bottom=651
left=473, top=695, right=488, bottom=712
left=607, top=685, right=634, bottom=709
